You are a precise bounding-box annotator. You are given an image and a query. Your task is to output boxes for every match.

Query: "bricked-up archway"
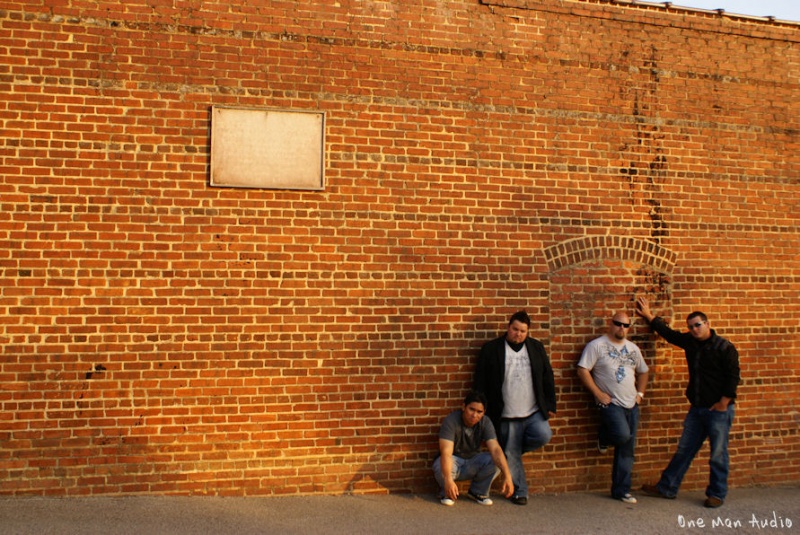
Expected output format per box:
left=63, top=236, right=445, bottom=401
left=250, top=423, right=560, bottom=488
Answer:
left=530, top=236, right=683, bottom=493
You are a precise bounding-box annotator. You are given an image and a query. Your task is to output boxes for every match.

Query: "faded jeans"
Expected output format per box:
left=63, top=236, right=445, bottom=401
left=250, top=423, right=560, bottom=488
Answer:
left=432, top=452, right=499, bottom=497
left=500, top=411, right=553, bottom=498
left=656, top=405, right=735, bottom=500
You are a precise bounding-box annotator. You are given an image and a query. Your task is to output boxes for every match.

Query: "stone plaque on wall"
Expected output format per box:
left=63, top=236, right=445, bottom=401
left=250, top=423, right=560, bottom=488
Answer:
left=210, top=106, right=325, bottom=190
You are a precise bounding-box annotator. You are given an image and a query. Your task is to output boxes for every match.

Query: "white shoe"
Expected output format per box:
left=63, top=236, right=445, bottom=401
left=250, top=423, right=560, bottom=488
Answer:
left=440, top=497, right=455, bottom=506
left=620, top=493, right=637, bottom=504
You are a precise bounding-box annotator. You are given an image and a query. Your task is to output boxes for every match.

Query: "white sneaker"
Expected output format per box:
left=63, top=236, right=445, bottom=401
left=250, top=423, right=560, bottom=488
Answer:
left=440, top=497, right=455, bottom=506
left=620, top=493, right=637, bottom=504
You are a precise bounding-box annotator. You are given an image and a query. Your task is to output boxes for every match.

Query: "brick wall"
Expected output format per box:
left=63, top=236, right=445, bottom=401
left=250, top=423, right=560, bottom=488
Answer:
left=1, top=0, right=798, bottom=496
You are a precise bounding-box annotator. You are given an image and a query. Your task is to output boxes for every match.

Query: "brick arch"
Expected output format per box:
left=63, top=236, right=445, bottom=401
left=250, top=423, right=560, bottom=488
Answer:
left=542, top=236, right=677, bottom=275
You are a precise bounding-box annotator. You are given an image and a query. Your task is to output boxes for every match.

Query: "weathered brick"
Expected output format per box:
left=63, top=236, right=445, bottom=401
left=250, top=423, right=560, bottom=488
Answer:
left=0, top=0, right=798, bottom=497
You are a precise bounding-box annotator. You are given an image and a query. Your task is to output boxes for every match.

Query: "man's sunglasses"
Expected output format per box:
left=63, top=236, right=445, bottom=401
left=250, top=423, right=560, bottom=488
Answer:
left=612, top=320, right=631, bottom=328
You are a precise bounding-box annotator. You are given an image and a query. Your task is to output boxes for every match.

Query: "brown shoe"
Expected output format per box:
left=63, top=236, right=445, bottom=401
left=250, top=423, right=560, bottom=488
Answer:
left=704, top=496, right=724, bottom=508
left=641, top=484, right=674, bottom=499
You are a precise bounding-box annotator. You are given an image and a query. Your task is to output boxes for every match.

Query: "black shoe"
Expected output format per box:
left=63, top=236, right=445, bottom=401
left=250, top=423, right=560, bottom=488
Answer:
left=467, top=490, right=493, bottom=505
left=510, top=495, right=528, bottom=506
left=641, top=484, right=674, bottom=499
left=466, top=490, right=493, bottom=506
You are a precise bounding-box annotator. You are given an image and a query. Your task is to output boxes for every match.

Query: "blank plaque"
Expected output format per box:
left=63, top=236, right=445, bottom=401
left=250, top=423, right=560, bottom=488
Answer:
left=210, top=106, right=325, bottom=190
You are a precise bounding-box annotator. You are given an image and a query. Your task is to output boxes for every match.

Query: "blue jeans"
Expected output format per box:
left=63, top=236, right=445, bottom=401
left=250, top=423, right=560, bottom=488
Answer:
left=500, top=411, right=553, bottom=498
left=656, top=405, right=735, bottom=500
left=598, top=404, right=640, bottom=499
left=432, top=452, right=499, bottom=497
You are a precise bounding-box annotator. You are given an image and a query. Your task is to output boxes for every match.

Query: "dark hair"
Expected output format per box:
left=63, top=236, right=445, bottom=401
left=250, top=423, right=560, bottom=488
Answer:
left=509, top=310, right=531, bottom=327
left=463, top=390, right=488, bottom=409
left=687, top=311, right=708, bottom=323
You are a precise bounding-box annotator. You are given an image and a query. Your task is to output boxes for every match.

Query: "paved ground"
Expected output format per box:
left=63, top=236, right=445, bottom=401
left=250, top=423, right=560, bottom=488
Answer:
left=1, top=486, right=798, bottom=535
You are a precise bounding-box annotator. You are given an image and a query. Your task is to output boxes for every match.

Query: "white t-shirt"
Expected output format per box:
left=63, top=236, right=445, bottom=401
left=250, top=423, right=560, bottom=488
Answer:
left=502, top=342, right=539, bottom=418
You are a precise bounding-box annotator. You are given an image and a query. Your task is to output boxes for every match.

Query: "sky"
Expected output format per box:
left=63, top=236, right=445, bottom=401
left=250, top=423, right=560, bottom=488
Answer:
left=667, top=0, right=800, bottom=21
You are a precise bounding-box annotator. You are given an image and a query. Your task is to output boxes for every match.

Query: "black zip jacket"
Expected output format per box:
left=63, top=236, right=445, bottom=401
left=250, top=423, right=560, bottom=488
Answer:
left=650, top=317, right=740, bottom=408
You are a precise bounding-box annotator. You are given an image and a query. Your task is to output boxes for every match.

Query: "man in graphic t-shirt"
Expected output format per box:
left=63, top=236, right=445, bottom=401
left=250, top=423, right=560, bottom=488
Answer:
left=577, top=312, right=649, bottom=504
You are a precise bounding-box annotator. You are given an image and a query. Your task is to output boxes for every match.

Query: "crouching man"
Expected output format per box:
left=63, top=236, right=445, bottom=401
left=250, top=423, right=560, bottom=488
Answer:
left=433, top=391, right=514, bottom=506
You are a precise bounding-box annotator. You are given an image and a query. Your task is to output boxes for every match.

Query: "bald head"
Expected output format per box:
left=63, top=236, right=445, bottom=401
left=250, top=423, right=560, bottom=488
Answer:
left=608, top=312, right=631, bottom=341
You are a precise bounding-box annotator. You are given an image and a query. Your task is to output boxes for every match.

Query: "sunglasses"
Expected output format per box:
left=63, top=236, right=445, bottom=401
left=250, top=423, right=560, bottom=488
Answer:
left=689, top=321, right=706, bottom=329
left=612, top=320, right=631, bottom=328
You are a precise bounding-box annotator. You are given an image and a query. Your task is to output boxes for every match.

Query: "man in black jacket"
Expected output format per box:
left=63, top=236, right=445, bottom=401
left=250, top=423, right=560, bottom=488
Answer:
left=473, top=311, right=557, bottom=505
left=635, top=296, right=740, bottom=508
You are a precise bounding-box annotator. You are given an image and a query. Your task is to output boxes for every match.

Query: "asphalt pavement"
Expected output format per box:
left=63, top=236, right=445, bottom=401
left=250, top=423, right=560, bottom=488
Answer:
left=1, top=486, right=798, bottom=535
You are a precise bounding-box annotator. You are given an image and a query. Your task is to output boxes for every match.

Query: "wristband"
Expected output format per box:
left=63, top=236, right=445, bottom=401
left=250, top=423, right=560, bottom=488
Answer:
left=637, top=392, right=645, bottom=399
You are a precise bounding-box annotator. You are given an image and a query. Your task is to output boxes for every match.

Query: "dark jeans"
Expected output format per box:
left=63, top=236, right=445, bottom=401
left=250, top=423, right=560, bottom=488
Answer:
left=656, top=405, right=735, bottom=500
left=599, top=403, right=640, bottom=498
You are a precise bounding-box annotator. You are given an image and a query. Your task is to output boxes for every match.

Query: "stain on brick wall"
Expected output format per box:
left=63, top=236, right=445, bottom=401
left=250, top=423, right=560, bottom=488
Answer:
left=1, top=0, right=798, bottom=496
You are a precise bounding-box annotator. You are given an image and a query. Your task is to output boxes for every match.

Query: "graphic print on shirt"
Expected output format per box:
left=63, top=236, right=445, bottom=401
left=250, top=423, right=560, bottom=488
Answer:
left=502, top=344, right=537, bottom=418
left=507, top=348, right=531, bottom=391
left=604, top=342, right=636, bottom=383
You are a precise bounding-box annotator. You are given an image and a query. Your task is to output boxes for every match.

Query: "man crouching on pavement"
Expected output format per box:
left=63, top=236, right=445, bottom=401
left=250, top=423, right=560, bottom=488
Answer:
left=433, top=391, right=514, bottom=506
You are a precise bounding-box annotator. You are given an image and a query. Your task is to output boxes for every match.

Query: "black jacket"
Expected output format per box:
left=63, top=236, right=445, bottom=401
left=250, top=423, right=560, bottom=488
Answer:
left=650, top=317, right=740, bottom=408
left=473, top=335, right=557, bottom=432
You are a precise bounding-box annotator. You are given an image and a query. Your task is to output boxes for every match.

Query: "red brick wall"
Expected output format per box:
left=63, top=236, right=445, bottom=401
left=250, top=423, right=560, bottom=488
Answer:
left=1, top=0, right=798, bottom=496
